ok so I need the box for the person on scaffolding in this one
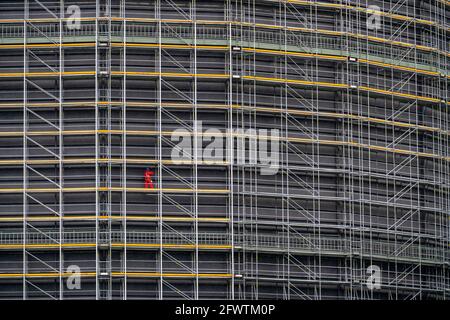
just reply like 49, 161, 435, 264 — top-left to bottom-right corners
144, 167, 155, 189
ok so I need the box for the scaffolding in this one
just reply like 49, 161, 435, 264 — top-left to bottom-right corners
0, 0, 448, 299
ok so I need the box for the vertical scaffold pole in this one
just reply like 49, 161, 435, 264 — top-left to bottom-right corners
192, 0, 200, 300
95, 0, 100, 300
22, 0, 29, 301
226, 0, 235, 300
157, 0, 164, 300
122, 0, 128, 300
59, 0, 64, 300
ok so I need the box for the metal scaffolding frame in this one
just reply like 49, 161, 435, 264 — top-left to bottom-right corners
0, 0, 448, 300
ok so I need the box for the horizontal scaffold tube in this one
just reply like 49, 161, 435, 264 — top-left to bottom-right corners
0, 215, 230, 223
0, 161, 448, 197
0, 187, 230, 194
0, 130, 448, 162
0, 102, 448, 136
0, 72, 446, 106
0, 43, 447, 79
0, 242, 444, 266
0, 243, 232, 250
0, 158, 228, 166
0, 272, 232, 279
0, 18, 448, 58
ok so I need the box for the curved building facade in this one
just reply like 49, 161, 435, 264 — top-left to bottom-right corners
0, 0, 448, 299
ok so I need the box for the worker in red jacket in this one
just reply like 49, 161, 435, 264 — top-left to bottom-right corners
144, 168, 155, 189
